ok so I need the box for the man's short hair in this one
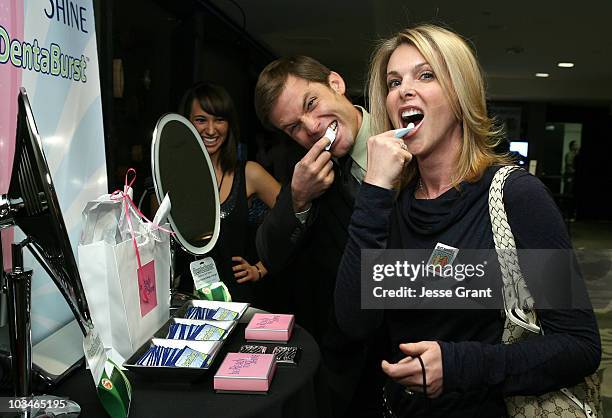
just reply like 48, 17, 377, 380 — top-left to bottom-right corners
254, 56, 331, 130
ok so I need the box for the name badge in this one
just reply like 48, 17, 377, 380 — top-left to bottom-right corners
427, 242, 459, 268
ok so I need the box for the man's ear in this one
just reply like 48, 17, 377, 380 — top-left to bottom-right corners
328, 71, 346, 95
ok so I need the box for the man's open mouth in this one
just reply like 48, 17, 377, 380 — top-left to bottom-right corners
324, 120, 338, 151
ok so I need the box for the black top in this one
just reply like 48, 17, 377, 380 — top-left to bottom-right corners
334, 166, 601, 417
175, 161, 258, 302
211, 161, 258, 302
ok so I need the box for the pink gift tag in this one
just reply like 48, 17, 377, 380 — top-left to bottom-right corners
138, 260, 157, 316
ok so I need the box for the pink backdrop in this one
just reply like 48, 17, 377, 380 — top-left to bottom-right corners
0, 0, 24, 270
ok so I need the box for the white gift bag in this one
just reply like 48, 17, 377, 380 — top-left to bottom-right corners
78, 184, 171, 365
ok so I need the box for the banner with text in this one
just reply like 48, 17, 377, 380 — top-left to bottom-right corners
0, 0, 107, 342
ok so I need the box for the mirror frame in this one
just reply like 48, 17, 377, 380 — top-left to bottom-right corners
151, 113, 220, 255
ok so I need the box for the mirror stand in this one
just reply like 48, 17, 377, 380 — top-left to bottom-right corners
0, 237, 81, 417
4, 240, 33, 399
168, 238, 201, 312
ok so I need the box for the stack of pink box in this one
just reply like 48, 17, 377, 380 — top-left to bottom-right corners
244, 313, 295, 342
213, 353, 277, 393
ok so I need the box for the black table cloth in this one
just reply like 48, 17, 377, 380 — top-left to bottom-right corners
53, 323, 320, 418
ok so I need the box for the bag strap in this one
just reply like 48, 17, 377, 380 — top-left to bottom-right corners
488, 165, 539, 333
488, 166, 596, 418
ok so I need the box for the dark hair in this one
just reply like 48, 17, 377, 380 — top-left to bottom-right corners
254, 56, 331, 130
180, 82, 239, 174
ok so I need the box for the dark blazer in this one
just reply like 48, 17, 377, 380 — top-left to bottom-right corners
256, 156, 370, 417
256, 155, 358, 334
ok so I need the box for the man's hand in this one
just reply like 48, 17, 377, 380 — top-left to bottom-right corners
291, 137, 335, 211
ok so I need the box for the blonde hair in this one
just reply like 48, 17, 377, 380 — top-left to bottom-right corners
367, 24, 509, 186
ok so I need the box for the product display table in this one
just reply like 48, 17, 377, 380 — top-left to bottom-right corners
53, 310, 320, 418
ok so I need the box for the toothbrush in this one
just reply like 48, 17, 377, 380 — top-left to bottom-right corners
393, 122, 416, 138
324, 120, 338, 151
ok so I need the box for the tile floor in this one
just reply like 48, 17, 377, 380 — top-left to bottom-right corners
571, 221, 612, 416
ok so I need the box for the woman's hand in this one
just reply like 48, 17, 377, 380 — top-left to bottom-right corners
363, 131, 412, 190
381, 341, 444, 398
232, 257, 265, 284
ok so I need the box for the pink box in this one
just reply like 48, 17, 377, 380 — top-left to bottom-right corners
245, 313, 295, 342
213, 353, 276, 393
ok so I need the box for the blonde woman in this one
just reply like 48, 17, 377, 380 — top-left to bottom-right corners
334, 24, 600, 417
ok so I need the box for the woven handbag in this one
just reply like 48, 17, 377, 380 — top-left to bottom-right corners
488, 165, 601, 418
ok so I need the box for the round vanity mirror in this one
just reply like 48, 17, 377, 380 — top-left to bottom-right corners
151, 113, 220, 255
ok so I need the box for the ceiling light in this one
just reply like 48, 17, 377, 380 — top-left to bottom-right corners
557, 62, 574, 68
535, 73, 549, 78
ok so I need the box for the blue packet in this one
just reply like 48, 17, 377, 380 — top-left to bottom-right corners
161, 347, 174, 365
137, 345, 191, 367
153, 346, 163, 366
212, 307, 238, 320
167, 323, 225, 340
136, 346, 156, 366
185, 307, 216, 320
139, 345, 161, 366
168, 323, 190, 339
173, 347, 210, 368
190, 324, 225, 341
167, 347, 186, 366
185, 306, 203, 320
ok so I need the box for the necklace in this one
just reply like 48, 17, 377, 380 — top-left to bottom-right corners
417, 178, 430, 199
418, 178, 452, 199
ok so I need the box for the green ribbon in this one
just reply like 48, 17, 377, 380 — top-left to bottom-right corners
96, 359, 132, 418
195, 281, 232, 302
84, 327, 132, 417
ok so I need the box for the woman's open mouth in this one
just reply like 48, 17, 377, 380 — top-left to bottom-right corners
400, 108, 424, 137
400, 107, 425, 129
